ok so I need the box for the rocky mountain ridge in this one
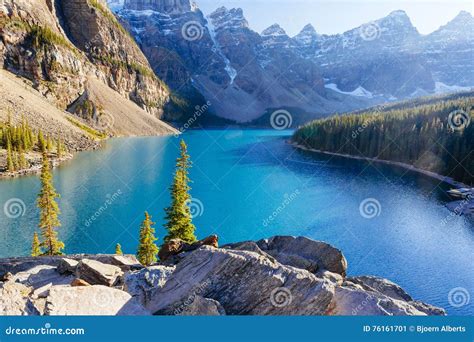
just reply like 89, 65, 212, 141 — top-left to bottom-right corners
0, 236, 446, 316
0, 0, 175, 138
109, 0, 473, 125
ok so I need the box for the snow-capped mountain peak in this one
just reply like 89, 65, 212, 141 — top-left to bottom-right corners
208, 6, 249, 31
261, 24, 288, 37
294, 24, 319, 45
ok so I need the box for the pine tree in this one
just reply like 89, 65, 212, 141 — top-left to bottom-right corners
115, 243, 123, 255
37, 131, 46, 153
46, 137, 53, 152
37, 152, 64, 255
6, 139, 14, 172
56, 138, 63, 158
137, 212, 159, 266
18, 146, 27, 169
31, 232, 41, 257
163, 140, 197, 243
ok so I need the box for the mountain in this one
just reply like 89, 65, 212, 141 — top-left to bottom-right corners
297, 9, 474, 99
111, 1, 379, 125
109, 2, 473, 125
0, 0, 175, 138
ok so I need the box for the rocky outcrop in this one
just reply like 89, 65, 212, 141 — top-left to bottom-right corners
0, 236, 446, 316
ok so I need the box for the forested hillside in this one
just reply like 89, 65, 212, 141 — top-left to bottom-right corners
292, 92, 474, 185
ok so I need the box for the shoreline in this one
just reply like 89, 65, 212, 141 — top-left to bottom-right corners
289, 141, 469, 190
0, 153, 77, 180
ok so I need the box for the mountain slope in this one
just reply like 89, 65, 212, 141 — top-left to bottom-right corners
111, 2, 378, 125
295, 10, 474, 98
0, 0, 174, 135
109, 2, 473, 125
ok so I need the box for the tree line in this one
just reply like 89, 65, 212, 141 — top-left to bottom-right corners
31, 139, 197, 267
293, 93, 474, 185
1, 116, 66, 173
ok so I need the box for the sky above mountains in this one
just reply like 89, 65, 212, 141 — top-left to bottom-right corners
197, 0, 473, 36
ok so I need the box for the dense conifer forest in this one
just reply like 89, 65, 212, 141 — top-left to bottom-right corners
293, 92, 474, 185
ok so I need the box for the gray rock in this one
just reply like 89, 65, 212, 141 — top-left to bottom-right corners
327, 284, 423, 316
75, 259, 123, 286
328, 281, 446, 316
0, 282, 39, 315
256, 236, 348, 276
11, 265, 74, 290
57, 258, 79, 275
44, 285, 150, 316
175, 296, 226, 316
124, 266, 175, 305
147, 246, 336, 315
222, 241, 275, 261
107, 255, 143, 271
347, 276, 413, 301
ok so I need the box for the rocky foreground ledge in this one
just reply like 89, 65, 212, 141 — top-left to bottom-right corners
0, 236, 445, 316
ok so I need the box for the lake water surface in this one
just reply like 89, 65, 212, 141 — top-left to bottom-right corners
0, 129, 472, 315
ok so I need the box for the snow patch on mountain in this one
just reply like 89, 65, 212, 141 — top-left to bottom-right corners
325, 83, 374, 98
434, 82, 472, 94
206, 15, 237, 84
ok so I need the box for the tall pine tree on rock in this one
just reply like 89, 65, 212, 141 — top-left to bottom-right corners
137, 212, 159, 266
164, 140, 197, 243
37, 152, 64, 255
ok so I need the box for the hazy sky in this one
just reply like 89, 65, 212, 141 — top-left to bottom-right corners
197, 0, 473, 36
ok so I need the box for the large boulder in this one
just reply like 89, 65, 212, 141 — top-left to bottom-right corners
75, 259, 123, 286
327, 281, 445, 316
256, 236, 348, 276
44, 285, 149, 316
147, 246, 336, 315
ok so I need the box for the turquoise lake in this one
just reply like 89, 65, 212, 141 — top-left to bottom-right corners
0, 129, 473, 315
